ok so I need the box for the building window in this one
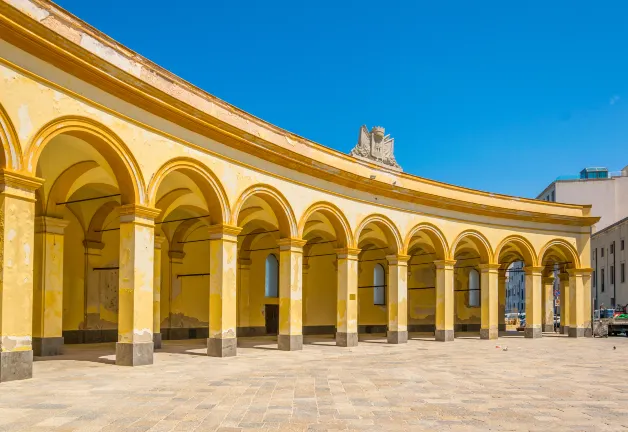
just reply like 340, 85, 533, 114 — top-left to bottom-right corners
611, 266, 615, 285
265, 254, 279, 298
468, 269, 480, 307
622, 240, 625, 251
601, 248, 605, 257
593, 270, 596, 287
551, 190, 555, 202
601, 268, 605, 292
611, 243, 615, 254
373, 263, 386, 305
621, 263, 625, 283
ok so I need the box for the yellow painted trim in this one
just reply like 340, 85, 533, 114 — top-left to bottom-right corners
449, 229, 495, 263
355, 213, 403, 253
231, 184, 298, 238
494, 235, 539, 267
403, 222, 449, 258
0, 101, 22, 170
298, 201, 354, 248
537, 238, 581, 269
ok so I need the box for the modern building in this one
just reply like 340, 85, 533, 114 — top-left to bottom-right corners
506, 262, 525, 314
592, 218, 628, 309
0, 0, 596, 383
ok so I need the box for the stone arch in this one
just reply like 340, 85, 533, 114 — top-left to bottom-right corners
450, 229, 494, 263
147, 157, 229, 225
0, 102, 23, 170
403, 222, 448, 259
298, 201, 353, 249
232, 184, 298, 238
494, 235, 538, 267
538, 238, 581, 269
25, 116, 145, 205
38, 161, 100, 217
354, 214, 402, 254
86, 200, 120, 244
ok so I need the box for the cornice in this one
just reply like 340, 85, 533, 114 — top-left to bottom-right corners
0, 1, 598, 227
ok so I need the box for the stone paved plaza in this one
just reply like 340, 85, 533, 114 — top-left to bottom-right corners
0, 334, 626, 432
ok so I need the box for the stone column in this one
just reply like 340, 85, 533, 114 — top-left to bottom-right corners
568, 268, 593, 338
302, 263, 310, 330
0, 171, 42, 382
498, 270, 507, 331
32, 216, 69, 356
277, 238, 307, 351
434, 260, 456, 341
542, 276, 555, 333
386, 254, 410, 344
559, 272, 570, 335
83, 240, 105, 330
479, 263, 500, 340
153, 235, 165, 349
116, 205, 160, 366
336, 248, 360, 347
237, 258, 251, 333
524, 267, 543, 338
207, 224, 241, 357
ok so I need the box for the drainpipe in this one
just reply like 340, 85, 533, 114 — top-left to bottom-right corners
613, 241, 617, 308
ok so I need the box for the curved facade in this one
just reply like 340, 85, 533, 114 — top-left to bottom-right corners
0, 0, 594, 382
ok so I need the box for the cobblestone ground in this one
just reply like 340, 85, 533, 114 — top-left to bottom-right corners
0, 333, 627, 432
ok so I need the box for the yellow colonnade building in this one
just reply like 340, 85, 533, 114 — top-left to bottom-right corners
0, 0, 596, 382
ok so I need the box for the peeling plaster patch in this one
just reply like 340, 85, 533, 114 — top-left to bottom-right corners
80, 34, 142, 77
6, 0, 49, 21
17, 104, 33, 142
7, 229, 16, 242
0, 335, 32, 351
23, 243, 31, 265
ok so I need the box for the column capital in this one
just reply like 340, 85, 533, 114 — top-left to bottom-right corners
277, 238, 307, 251
238, 258, 252, 268
207, 224, 242, 241
168, 250, 186, 263
154, 234, 166, 249
542, 276, 555, 285
386, 254, 410, 265
478, 263, 501, 272
434, 259, 456, 269
302, 264, 311, 273
567, 268, 593, 277
0, 169, 44, 193
119, 204, 161, 224
559, 272, 570, 282
335, 247, 361, 259
524, 266, 544, 275
35, 216, 69, 234
82, 239, 105, 254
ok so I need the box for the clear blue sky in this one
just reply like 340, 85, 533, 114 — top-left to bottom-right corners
55, 0, 628, 198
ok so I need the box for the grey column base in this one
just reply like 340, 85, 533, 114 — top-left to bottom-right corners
278, 334, 302, 351
153, 333, 162, 350
115, 342, 153, 366
387, 330, 408, 344
336, 332, 358, 347
32, 337, 64, 356
207, 338, 237, 357
524, 326, 542, 339
542, 324, 554, 333
584, 327, 593, 337
568, 327, 586, 338
498, 323, 506, 331
0, 351, 33, 382
480, 328, 498, 340
435, 329, 454, 342
561, 325, 570, 335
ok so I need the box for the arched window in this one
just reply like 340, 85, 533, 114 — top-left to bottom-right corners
468, 268, 480, 307
265, 254, 279, 298
373, 263, 386, 305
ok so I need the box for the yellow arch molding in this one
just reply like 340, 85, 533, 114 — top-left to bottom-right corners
494, 234, 538, 267
232, 184, 298, 239
538, 238, 581, 269
0, 102, 22, 170
298, 201, 354, 249
354, 213, 403, 254
25, 116, 145, 205
450, 229, 495, 263
403, 222, 449, 259
147, 157, 230, 225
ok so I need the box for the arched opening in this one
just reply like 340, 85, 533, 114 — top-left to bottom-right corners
30, 121, 141, 359
373, 263, 386, 305
468, 269, 480, 307
265, 254, 279, 298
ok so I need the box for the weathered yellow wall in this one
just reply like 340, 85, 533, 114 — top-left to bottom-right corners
62, 211, 85, 331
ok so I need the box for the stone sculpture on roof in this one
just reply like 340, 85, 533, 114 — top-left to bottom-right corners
349, 125, 402, 171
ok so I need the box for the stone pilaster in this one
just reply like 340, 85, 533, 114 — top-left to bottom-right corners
0, 171, 43, 382
116, 205, 160, 366
434, 260, 456, 342
153, 235, 165, 349
542, 276, 555, 333
32, 216, 69, 356
277, 238, 307, 351
237, 258, 251, 330
498, 270, 507, 331
386, 254, 410, 344
559, 272, 570, 335
568, 268, 593, 338
207, 224, 241, 357
479, 263, 500, 340
524, 267, 543, 339
336, 248, 360, 347
83, 240, 105, 329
